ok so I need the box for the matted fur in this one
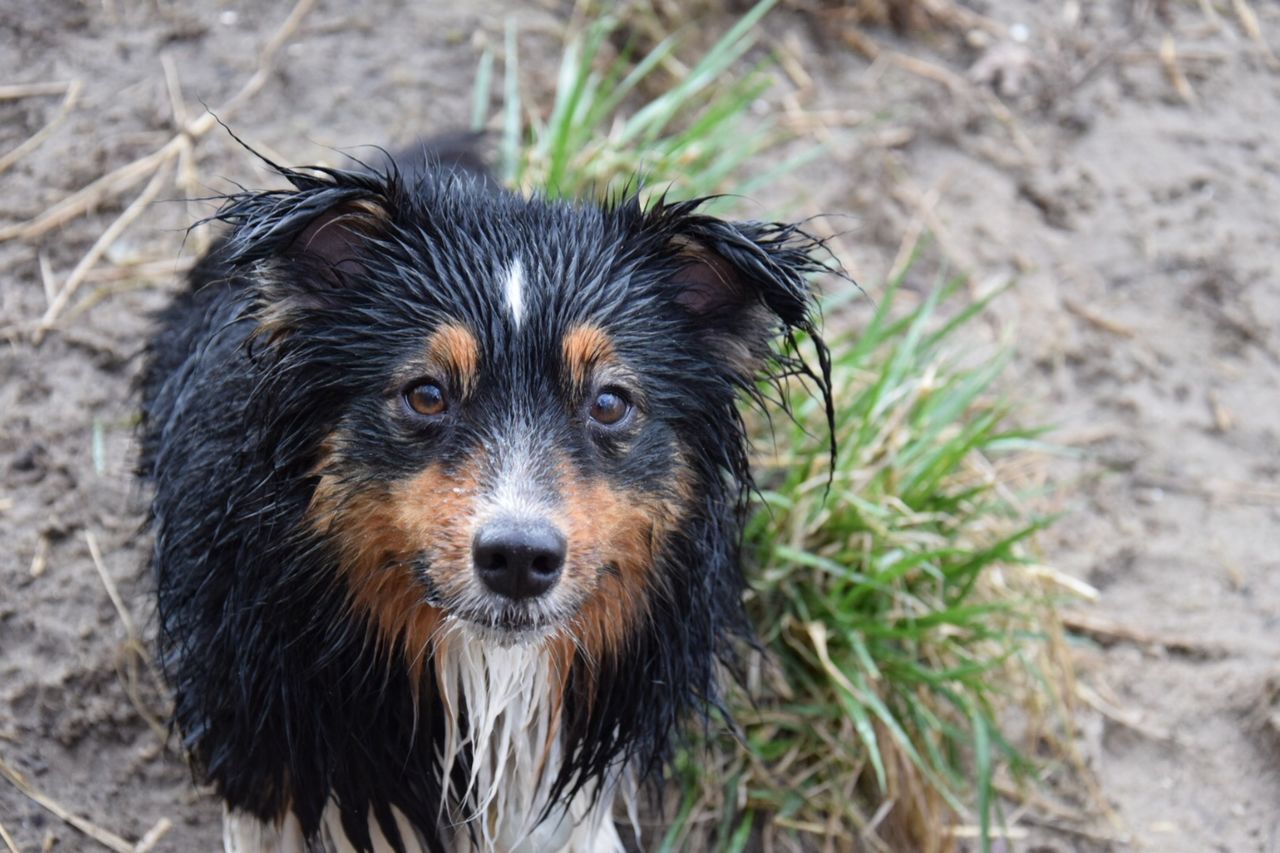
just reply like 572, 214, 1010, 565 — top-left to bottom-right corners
139, 138, 835, 852
223, 623, 629, 852
433, 624, 621, 851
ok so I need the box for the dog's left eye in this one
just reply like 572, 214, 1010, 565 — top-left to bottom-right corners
588, 389, 632, 427
403, 380, 448, 418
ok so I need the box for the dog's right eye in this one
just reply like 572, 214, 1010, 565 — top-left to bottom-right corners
588, 388, 633, 427
403, 380, 448, 418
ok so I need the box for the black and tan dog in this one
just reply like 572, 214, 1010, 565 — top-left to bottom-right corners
139, 141, 833, 852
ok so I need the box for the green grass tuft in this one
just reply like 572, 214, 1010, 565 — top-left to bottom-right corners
475, 0, 817, 209
676, 273, 1064, 851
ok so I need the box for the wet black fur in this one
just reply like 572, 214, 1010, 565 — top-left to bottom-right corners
139, 142, 834, 851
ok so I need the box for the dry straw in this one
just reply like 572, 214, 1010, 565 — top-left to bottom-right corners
0, 0, 317, 342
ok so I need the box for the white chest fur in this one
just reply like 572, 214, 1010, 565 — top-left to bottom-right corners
223, 628, 627, 852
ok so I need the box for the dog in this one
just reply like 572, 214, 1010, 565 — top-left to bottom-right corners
138, 138, 834, 852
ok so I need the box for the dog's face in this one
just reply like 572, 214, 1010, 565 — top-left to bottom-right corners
305, 248, 700, 654
220, 164, 829, 661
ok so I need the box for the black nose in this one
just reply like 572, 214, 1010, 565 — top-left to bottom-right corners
472, 519, 566, 601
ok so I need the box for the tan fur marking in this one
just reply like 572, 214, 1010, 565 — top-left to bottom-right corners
561, 324, 615, 392
425, 323, 481, 396
251, 274, 305, 347
344, 198, 390, 223
554, 462, 692, 665
308, 456, 481, 671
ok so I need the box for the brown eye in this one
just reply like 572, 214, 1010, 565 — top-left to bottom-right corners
404, 380, 448, 417
589, 389, 631, 426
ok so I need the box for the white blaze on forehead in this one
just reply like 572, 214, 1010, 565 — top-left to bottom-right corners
504, 257, 525, 328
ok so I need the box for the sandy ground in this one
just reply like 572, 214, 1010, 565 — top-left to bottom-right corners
1, 0, 1277, 850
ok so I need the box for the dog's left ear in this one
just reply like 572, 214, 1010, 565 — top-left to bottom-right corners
214, 166, 393, 278
668, 216, 828, 379
208, 164, 396, 343
668, 214, 839, 470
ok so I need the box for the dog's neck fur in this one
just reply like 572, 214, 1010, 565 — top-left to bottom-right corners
434, 624, 604, 851
223, 626, 628, 852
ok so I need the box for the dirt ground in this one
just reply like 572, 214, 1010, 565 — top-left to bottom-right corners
1, 0, 1277, 850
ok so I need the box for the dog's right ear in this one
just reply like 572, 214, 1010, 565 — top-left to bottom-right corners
210, 165, 395, 342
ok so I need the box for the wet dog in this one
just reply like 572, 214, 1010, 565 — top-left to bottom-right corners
139, 140, 833, 851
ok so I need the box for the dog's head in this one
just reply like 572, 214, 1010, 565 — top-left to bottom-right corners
212, 156, 833, 663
